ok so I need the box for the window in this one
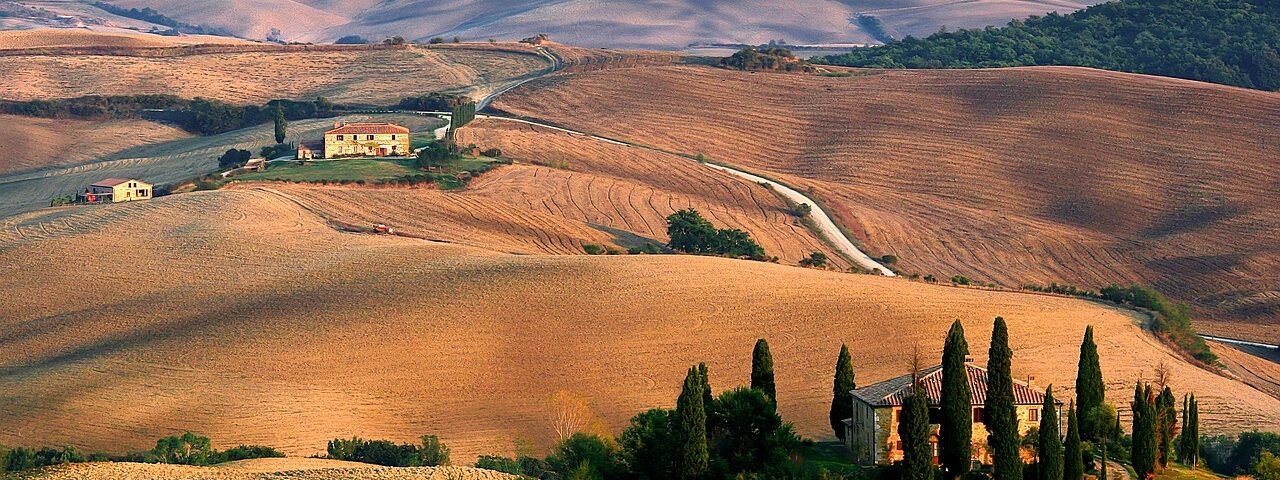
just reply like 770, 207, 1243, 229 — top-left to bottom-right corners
1029, 408, 1039, 422
367, 134, 375, 140
391, 135, 397, 140
895, 409, 902, 423
895, 441, 903, 450
973, 407, 985, 423
337, 135, 344, 141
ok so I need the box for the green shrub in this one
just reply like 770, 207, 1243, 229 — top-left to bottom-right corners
476, 455, 523, 474
951, 275, 971, 286
583, 244, 605, 255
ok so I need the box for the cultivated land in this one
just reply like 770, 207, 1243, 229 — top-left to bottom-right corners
1, 190, 1277, 463
2, 458, 516, 480
493, 65, 1280, 344
0, 28, 256, 50
0, 114, 443, 219
0, 45, 549, 104
68, 0, 1098, 48
0, 114, 191, 175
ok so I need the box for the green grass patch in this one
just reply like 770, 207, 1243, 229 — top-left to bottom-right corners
237, 159, 420, 183
797, 441, 862, 475
1156, 464, 1228, 480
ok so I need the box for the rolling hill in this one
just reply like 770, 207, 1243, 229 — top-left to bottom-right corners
491, 64, 1280, 344
17, 0, 1100, 48
5, 458, 517, 480
1, 189, 1277, 463
0, 114, 190, 176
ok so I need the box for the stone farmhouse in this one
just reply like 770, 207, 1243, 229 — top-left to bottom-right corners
78, 178, 152, 204
299, 122, 412, 159
844, 358, 1062, 466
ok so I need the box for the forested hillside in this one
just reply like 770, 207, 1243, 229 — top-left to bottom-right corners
814, 0, 1280, 91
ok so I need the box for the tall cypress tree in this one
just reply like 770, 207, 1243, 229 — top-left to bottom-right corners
273, 103, 287, 144
698, 363, 715, 431
1038, 387, 1063, 480
1182, 394, 1192, 471
1075, 326, 1105, 441
940, 319, 972, 480
986, 317, 1022, 480
831, 344, 856, 440
751, 338, 776, 409
1064, 404, 1084, 480
1132, 382, 1157, 480
1156, 387, 1176, 468
1177, 394, 1189, 464
675, 366, 709, 478
899, 384, 934, 480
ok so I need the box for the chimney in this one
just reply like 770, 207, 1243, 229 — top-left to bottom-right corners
1026, 374, 1037, 389
334, 121, 342, 129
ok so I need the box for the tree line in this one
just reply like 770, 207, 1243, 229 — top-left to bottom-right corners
665, 208, 768, 261
813, 0, 1280, 91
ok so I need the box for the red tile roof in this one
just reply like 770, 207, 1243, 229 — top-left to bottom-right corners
852, 363, 1058, 407
326, 123, 410, 135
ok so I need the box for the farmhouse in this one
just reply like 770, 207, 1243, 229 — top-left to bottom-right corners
844, 359, 1061, 466
79, 178, 152, 204
320, 122, 411, 158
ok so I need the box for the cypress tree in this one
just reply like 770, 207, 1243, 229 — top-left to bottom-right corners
1075, 326, 1105, 441
1064, 404, 1084, 480
1132, 382, 1157, 480
986, 317, 1022, 480
273, 103, 287, 144
1177, 394, 1189, 464
1182, 394, 1192, 471
940, 319, 972, 480
830, 344, 856, 440
899, 384, 934, 480
1038, 387, 1063, 480
751, 338, 776, 409
675, 366, 709, 478
698, 363, 715, 431
1156, 387, 1176, 468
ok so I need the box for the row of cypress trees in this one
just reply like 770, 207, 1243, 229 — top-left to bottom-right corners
884, 319, 1110, 480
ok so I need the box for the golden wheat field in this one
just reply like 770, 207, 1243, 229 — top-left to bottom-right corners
0, 458, 515, 480
0, 114, 191, 175
1, 189, 1276, 463
0, 45, 548, 104
493, 65, 1280, 344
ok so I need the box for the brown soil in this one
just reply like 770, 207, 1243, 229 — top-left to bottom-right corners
1, 189, 1275, 462
493, 64, 1280, 344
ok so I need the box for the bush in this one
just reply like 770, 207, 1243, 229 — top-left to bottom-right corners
429, 37, 445, 44
547, 433, 625, 480
335, 35, 369, 44
153, 432, 213, 465
215, 445, 284, 463
880, 254, 898, 265
799, 252, 829, 268
951, 275, 971, 286
326, 436, 450, 467
419, 435, 450, 466
476, 455, 522, 474
480, 147, 503, 158
583, 244, 605, 255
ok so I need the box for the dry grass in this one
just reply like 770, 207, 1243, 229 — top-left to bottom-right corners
2, 458, 516, 480
0, 45, 548, 104
1, 189, 1276, 463
493, 64, 1280, 344
0, 28, 256, 50
0, 115, 191, 176
1209, 342, 1280, 400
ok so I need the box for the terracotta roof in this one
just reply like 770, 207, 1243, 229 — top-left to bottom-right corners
91, 178, 133, 187
851, 363, 1059, 407
326, 123, 410, 135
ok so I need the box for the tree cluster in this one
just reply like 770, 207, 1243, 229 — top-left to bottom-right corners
814, 0, 1280, 92
1099, 285, 1216, 364
720, 47, 814, 73
91, 2, 230, 36
665, 208, 767, 260
325, 435, 451, 467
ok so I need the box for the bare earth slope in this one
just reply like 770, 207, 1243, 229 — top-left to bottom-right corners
0, 45, 548, 104
0, 28, 256, 50
94, 0, 1096, 48
493, 65, 1280, 344
1, 190, 1276, 462
0, 115, 191, 176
